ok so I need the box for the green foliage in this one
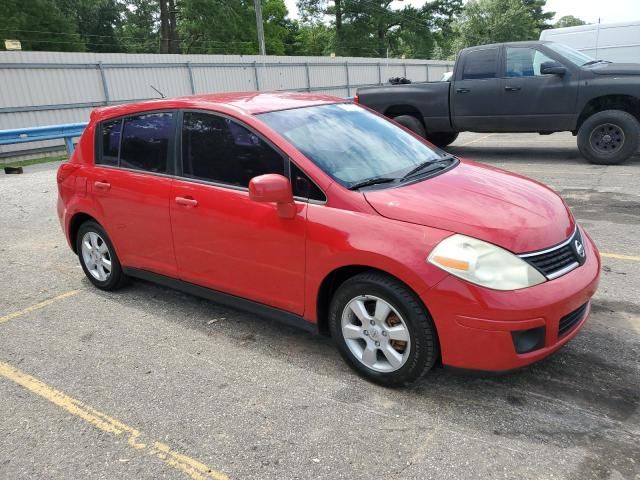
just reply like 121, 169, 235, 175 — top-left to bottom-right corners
2, 0, 560, 60
554, 15, 587, 28
453, 0, 554, 50
0, 0, 84, 51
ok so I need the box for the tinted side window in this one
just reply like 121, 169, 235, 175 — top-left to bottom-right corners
120, 112, 173, 173
462, 48, 498, 80
182, 112, 285, 187
291, 162, 326, 202
99, 119, 122, 166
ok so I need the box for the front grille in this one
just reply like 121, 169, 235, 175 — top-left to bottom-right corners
558, 302, 588, 337
519, 228, 585, 280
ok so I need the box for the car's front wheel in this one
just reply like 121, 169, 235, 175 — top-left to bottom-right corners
76, 220, 127, 290
328, 272, 439, 387
577, 110, 640, 165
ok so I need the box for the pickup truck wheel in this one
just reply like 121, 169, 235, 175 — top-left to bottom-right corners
392, 115, 426, 137
328, 271, 439, 387
426, 132, 459, 148
578, 110, 640, 165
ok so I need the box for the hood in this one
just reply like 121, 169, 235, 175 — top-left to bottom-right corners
589, 63, 640, 75
363, 160, 575, 253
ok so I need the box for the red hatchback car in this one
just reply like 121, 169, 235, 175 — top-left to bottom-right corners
57, 92, 600, 386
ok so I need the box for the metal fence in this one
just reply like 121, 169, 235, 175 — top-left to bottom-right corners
0, 51, 454, 159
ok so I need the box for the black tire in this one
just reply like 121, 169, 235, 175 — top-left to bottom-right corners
577, 110, 640, 165
392, 114, 426, 137
328, 271, 439, 387
426, 131, 459, 148
76, 220, 127, 291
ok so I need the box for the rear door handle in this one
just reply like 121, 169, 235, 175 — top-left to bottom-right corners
504, 86, 521, 91
94, 181, 111, 191
175, 196, 198, 207
456, 88, 470, 94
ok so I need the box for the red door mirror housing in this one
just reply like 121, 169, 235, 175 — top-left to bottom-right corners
249, 174, 296, 219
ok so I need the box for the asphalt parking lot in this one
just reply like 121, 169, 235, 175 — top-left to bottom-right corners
1, 132, 639, 480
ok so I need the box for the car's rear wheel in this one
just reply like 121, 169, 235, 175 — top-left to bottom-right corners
76, 221, 127, 290
577, 110, 640, 165
328, 272, 439, 387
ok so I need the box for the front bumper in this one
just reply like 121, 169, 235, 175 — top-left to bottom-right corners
421, 230, 601, 371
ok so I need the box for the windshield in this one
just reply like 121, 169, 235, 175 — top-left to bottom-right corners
546, 42, 595, 66
259, 103, 445, 187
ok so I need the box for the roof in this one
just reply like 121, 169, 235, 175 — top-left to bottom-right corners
463, 40, 552, 51
91, 91, 343, 122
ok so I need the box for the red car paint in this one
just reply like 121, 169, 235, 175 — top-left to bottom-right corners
57, 92, 600, 372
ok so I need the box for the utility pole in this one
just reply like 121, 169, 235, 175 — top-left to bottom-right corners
254, 0, 266, 56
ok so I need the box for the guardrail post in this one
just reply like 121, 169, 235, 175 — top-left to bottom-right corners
377, 62, 382, 85
186, 61, 196, 94
403, 62, 407, 78
97, 61, 110, 105
304, 62, 311, 92
345, 62, 350, 96
253, 61, 261, 91
426, 63, 430, 82
64, 136, 75, 156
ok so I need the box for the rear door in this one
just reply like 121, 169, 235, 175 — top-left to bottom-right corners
170, 111, 308, 314
88, 112, 177, 277
499, 46, 577, 131
451, 46, 504, 131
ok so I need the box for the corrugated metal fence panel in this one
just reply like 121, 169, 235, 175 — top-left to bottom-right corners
0, 51, 454, 158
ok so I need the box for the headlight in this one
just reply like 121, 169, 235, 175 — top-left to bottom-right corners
427, 234, 546, 291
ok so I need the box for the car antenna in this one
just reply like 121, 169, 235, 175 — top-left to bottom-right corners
150, 85, 166, 99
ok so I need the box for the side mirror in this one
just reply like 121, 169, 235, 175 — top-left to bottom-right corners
249, 174, 296, 219
540, 61, 567, 76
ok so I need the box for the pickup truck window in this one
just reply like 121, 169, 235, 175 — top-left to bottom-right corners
506, 47, 555, 77
462, 48, 498, 80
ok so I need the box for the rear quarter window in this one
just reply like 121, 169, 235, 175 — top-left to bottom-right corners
462, 48, 499, 80
98, 119, 122, 167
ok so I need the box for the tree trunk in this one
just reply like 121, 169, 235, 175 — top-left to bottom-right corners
335, 0, 342, 56
168, 0, 180, 53
159, 0, 170, 54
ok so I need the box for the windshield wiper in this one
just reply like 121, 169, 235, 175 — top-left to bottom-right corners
401, 156, 455, 181
582, 59, 610, 66
348, 177, 398, 190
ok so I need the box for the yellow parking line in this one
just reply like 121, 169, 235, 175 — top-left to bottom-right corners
457, 133, 496, 147
0, 290, 81, 325
601, 252, 640, 262
0, 360, 228, 480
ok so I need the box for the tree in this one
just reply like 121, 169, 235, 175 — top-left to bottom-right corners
554, 15, 587, 28
56, 0, 124, 53
117, 0, 158, 53
0, 0, 84, 51
454, 0, 554, 50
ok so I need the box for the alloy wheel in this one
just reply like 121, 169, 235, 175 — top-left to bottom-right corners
340, 295, 411, 373
81, 231, 112, 282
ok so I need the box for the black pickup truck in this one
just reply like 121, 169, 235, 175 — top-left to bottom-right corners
356, 41, 640, 164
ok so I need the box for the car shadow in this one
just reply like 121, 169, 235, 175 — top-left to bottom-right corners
90, 276, 640, 479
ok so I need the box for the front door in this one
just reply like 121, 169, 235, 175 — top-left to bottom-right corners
499, 46, 577, 131
170, 111, 307, 314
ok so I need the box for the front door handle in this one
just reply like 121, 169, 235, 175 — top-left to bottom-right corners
175, 196, 198, 207
456, 88, 470, 94
504, 86, 521, 92
94, 181, 111, 191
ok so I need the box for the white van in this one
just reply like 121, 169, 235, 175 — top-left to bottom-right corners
540, 21, 640, 63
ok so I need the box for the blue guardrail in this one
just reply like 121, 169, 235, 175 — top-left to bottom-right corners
0, 123, 88, 155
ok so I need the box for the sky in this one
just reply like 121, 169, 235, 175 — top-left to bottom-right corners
283, 0, 640, 25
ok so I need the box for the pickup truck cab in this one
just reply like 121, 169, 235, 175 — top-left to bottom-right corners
356, 41, 640, 165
